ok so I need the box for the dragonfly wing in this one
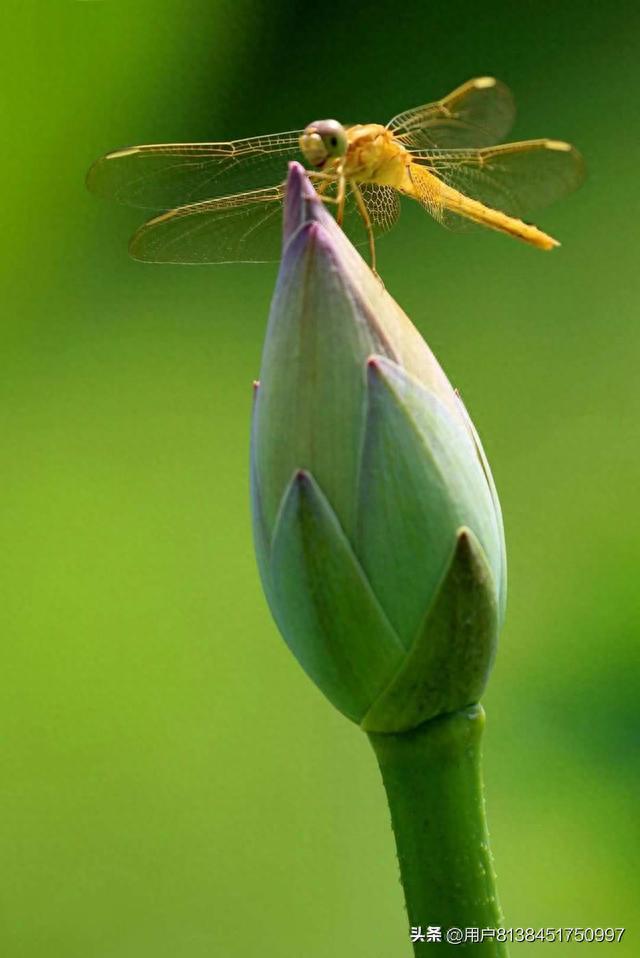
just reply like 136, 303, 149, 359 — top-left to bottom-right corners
127, 178, 400, 264
129, 186, 286, 263
317, 181, 400, 246
358, 183, 401, 233
87, 132, 303, 210
411, 139, 585, 224
387, 76, 516, 149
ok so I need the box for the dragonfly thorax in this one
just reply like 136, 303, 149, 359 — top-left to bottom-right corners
342, 124, 410, 187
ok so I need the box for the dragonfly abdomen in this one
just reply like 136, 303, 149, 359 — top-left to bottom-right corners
408, 165, 560, 251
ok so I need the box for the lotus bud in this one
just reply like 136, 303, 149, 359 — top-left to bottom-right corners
251, 162, 506, 733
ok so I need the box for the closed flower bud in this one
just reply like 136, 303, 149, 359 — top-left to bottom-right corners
251, 163, 506, 733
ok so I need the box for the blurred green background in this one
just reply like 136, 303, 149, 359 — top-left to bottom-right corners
2, 1, 639, 955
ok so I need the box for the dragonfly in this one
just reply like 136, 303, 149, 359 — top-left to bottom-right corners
87, 76, 585, 270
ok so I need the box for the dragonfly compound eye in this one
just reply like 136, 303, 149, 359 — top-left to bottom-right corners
299, 120, 347, 167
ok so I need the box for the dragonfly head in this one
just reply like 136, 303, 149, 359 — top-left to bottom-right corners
299, 120, 347, 169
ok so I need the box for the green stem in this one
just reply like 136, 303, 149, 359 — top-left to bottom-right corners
367, 704, 508, 956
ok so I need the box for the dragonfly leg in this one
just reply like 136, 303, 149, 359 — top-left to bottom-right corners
306, 171, 339, 204
309, 170, 346, 216
351, 181, 378, 275
312, 179, 331, 199
306, 170, 335, 181
335, 169, 346, 226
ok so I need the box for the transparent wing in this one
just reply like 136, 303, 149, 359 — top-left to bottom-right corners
387, 76, 516, 149
358, 183, 402, 233
86, 131, 303, 210
412, 139, 585, 224
127, 179, 399, 264
317, 180, 401, 241
129, 186, 286, 263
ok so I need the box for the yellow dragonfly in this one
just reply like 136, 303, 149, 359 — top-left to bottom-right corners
87, 76, 584, 269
